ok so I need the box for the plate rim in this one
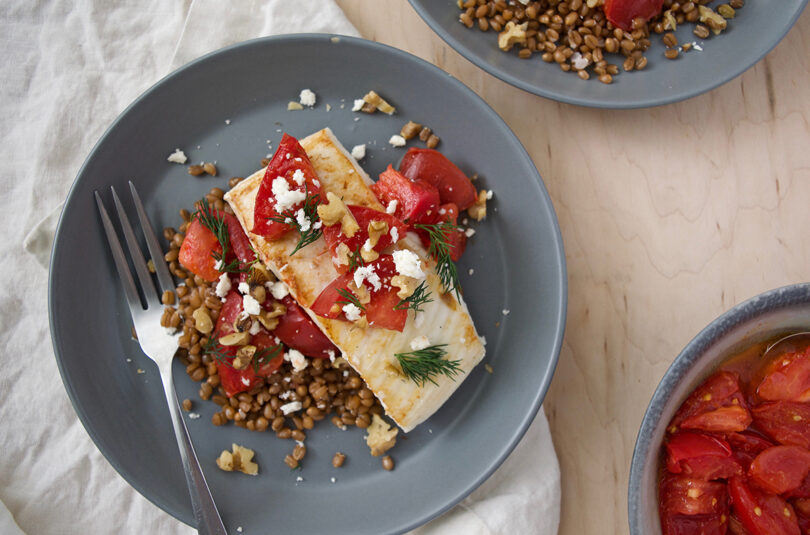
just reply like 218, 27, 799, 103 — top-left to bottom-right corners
48, 33, 568, 533
407, 0, 809, 109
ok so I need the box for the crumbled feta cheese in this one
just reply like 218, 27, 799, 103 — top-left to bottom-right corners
241, 376, 251, 386
571, 52, 589, 70
362, 238, 373, 252
225, 119, 231, 125
296, 208, 311, 232
342, 303, 362, 322
279, 390, 292, 400
326, 103, 331, 112
352, 99, 365, 111
167, 149, 187, 164
388, 135, 406, 147
410, 335, 431, 351
392, 249, 425, 279
468, 268, 475, 276
287, 349, 308, 372
330, 477, 336, 483
215, 273, 232, 299
351, 144, 366, 160
238, 282, 250, 295
486, 190, 494, 200
236, 527, 242, 533
481, 336, 487, 346
296, 476, 304, 482
281, 401, 303, 415
299, 89, 317, 107
465, 228, 476, 238
188, 412, 201, 419
502, 309, 510, 316
249, 321, 261, 335
292, 168, 305, 186
390, 226, 399, 243
327, 349, 336, 363
386, 200, 398, 214
242, 294, 261, 316
692, 42, 703, 51
272, 177, 306, 211
267, 281, 289, 300
354, 265, 382, 291
214, 259, 225, 271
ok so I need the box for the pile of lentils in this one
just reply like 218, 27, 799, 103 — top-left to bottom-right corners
159, 176, 388, 470
457, 0, 745, 84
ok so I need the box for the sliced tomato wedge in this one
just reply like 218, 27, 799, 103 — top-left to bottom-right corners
665, 431, 743, 480
310, 255, 407, 332
729, 477, 800, 535
660, 514, 729, 535
660, 475, 728, 516
416, 202, 467, 262
671, 371, 752, 433
252, 133, 322, 240
371, 165, 440, 225
273, 296, 337, 359
757, 347, 810, 402
321, 205, 408, 273
398, 148, 478, 210
728, 431, 776, 471
178, 218, 222, 282
751, 402, 810, 449
749, 446, 810, 495
604, 0, 665, 31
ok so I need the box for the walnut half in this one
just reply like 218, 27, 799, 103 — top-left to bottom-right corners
216, 444, 259, 475
498, 21, 528, 52
366, 414, 398, 456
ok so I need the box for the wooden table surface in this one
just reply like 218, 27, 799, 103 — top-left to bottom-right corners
335, 1, 810, 533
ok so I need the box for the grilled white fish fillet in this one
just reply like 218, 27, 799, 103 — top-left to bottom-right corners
224, 128, 485, 432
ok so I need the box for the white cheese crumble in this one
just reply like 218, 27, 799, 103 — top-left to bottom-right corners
392, 249, 425, 279
281, 401, 303, 415
292, 168, 305, 186
502, 309, 510, 316
279, 390, 292, 400
241, 376, 251, 386
188, 412, 201, 419
296, 208, 311, 232
299, 88, 317, 107
167, 149, 187, 164
465, 228, 476, 238
352, 99, 365, 111
286, 349, 308, 372
238, 281, 250, 295
249, 321, 261, 335
268, 281, 289, 300
327, 349, 336, 363
388, 135, 407, 147
242, 294, 261, 316
296, 476, 304, 482
386, 200, 398, 214
571, 52, 589, 70
215, 273, 232, 299
271, 177, 306, 212
390, 226, 399, 243
486, 190, 494, 200
351, 144, 366, 160
362, 238, 373, 252
468, 268, 475, 276
342, 302, 362, 322
410, 335, 431, 351
354, 265, 382, 291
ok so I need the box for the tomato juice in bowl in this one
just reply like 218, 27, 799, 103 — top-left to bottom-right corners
629, 283, 810, 535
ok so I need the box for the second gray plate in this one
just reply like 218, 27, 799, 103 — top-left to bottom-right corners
49, 35, 566, 534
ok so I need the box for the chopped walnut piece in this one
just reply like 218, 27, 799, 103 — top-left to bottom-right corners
498, 21, 528, 51
360, 248, 379, 263
698, 6, 727, 34
232, 345, 256, 370
362, 91, 396, 115
216, 444, 259, 475
317, 192, 359, 238
391, 275, 419, 300
467, 190, 488, 221
287, 101, 304, 111
347, 280, 371, 305
367, 220, 389, 249
366, 414, 398, 456
334, 242, 352, 266
219, 331, 249, 346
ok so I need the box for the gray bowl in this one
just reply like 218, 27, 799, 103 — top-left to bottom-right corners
628, 282, 810, 534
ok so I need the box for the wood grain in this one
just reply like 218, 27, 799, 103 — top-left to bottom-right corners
336, 2, 810, 532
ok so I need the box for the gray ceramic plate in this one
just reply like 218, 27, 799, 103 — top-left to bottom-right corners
408, 0, 808, 108
49, 35, 566, 534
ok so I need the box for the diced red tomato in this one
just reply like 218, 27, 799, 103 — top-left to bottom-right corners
728, 477, 800, 535
371, 165, 440, 225
398, 148, 478, 210
603, 0, 665, 31
661, 514, 729, 535
178, 218, 222, 282
749, 446, 810, 495
671, 371, 752, 433
727, 432, 776, 471
310, 255, 407, 332
213, 291, 283, 397
666, 431, 743, 480
252, 133, 322, 240
416, 202, 467, 262
321, 205, 408, 273
728, 513, 750, 535
660, 475, 728, 516
757, 348, 810, 402
792, 498, 810, 517
751, 402, 810, 450
273, 296, 337, 359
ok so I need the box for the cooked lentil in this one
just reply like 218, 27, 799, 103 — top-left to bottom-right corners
382, 455, 395, 471
332, 452, 346, 468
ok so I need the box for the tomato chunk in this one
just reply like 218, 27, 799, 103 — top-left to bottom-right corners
178, 218, 222, 282
273, 296, 337, 359
666, 431, 743, 480
398, 148, 478, 210
416, 202, 467, 262
671, 371, 752, 433
321, 205, 408, 273
727, 432, 776, 471
252, 133, 322, 240
757, 348, 810, 402
604, 0, 665, 31
751, 402, 810, 449
371, 165, 440, 225
660, 475, 728, 516
729, 477, 800, 535
661, 514, 729, 535
749, 446, 810, 495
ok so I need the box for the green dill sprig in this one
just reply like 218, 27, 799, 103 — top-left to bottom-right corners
394, 344, 461, 387
194, 199, 249, 275
268, 184, 322, 255
202, 336, 234, 369
252, 344, 283, 374
413, 222, 462, 300
394, 280, 433, 314
336, 288, 365, 311
348, 245, 364, 272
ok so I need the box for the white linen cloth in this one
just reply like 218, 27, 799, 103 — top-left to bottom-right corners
0, 1, 561, 533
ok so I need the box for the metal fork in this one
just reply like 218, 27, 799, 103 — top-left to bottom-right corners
95, 182, 227, 535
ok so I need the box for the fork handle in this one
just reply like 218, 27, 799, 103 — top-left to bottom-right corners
160, 369, 228, 535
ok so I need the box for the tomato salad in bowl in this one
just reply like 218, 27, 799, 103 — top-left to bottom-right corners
161, 130, 492, 471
